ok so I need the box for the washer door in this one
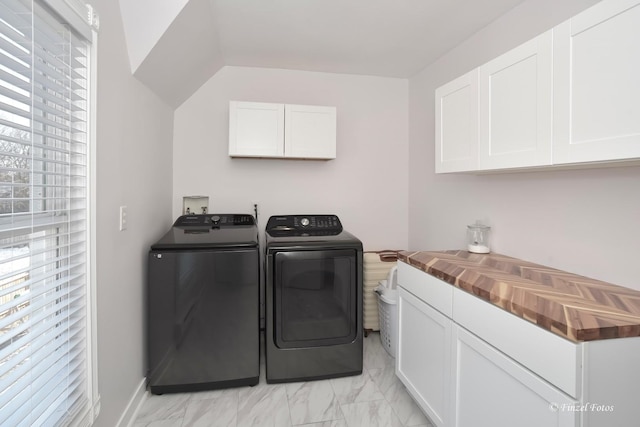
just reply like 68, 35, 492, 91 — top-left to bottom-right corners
274, 249, 358, 348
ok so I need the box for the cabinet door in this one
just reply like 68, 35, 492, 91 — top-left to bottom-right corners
396, 287, 452, 427
284, 104, 336, 159
478, 32, 553, 170
229, 101, 284, 157
435, 70, 479, 173
553, 0, 640, 164
454, 327, 578, 427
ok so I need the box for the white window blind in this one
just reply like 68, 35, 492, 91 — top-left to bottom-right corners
0, 0, 94, 425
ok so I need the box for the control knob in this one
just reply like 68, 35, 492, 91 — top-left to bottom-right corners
300, 217, 310, 227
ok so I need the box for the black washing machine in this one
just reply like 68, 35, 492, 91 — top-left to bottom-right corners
265, 214, 363, 383
147, 214, 259, 394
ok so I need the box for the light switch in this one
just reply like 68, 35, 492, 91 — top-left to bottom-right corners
119, 206, 127, 231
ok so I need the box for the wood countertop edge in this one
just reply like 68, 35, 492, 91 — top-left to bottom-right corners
397, 251, 640, 343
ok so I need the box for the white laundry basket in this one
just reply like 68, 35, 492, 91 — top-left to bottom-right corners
375, 266, 398, 358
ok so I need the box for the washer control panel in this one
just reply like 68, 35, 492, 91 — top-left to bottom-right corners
174, 214, 255, 227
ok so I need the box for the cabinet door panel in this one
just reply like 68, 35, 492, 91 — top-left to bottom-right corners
397, 287, 451, 427
435, 70, 479, 173
553, 0, 640, 164
229, 101, 284, 157
453, 288, 580, 398
454, 327, 578, 427
285, 104, 336, 159
479, 32, 553, 170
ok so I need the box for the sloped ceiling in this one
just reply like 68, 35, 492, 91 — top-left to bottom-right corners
119, 0, 526, 108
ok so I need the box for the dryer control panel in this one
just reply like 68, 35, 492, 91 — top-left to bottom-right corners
266, 215, 342, 234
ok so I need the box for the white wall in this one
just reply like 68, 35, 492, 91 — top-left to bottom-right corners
130, 0, 225, 108
408, 0, 640, 290
92, 0, 174, 425
118, 0, 188, 71
173, 66, 409, 251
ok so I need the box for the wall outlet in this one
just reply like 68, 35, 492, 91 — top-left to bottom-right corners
119, 206, 127, 231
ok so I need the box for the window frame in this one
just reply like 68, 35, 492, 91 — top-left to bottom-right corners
0, 0, 99, 425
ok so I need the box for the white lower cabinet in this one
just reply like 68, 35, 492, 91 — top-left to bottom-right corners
453, 327, 577, 427
397, 262, 577, 427
397, 262, 640, 427
397, 287, 452, 427
397, 281, 575, 427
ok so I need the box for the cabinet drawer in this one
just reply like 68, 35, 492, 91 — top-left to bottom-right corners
398, 262, 453, 318
453, 288, 581, 398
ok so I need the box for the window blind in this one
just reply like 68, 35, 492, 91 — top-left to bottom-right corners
0, 0, 92, 425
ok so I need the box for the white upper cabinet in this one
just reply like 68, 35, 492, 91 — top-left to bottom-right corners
478, 32, 553, 170
229, 101, 285, 158
553, 0, 640, 164
435, 0, 640, 173
229, 101, 336, 159
285, 104, 337, 159
435, 70, 479, 173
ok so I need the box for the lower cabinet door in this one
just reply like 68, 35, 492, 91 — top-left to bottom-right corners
454, 326, 578, 427
396, 287, 452, 427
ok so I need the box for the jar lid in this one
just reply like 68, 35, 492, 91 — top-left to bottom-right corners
467, 223, 490, 230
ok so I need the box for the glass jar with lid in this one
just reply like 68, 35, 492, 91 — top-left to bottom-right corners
467, 222, 491, 253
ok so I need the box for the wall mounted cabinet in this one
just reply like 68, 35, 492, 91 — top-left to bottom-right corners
436, 32, 553, 173
435, 0, 640, 173
229, 101, 336, 159
478, 32, 553, 170
229, 101, 285, 158
435, 70, 479, 173
553, 0, 640, 164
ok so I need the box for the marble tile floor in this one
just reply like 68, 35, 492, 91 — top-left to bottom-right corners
133, 332, 434, 427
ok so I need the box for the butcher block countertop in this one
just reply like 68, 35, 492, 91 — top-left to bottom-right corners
398, 250, 640, 343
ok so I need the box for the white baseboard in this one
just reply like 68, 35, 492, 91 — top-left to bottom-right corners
116, 378, 148, 427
